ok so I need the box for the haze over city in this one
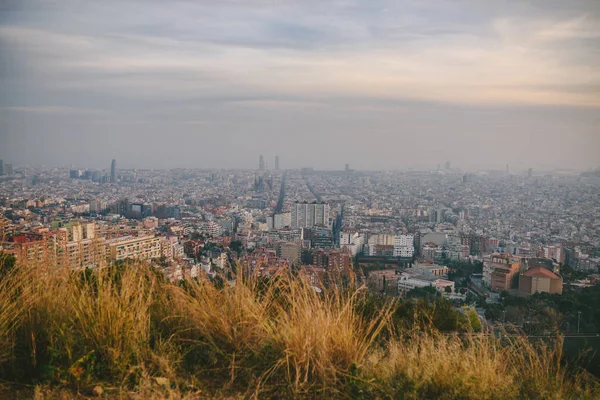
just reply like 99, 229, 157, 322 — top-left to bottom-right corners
1, 0, 599, 171
3, 2, 600, 398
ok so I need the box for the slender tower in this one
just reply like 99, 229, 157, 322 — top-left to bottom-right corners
275, 156, 280, 171
111, 159, 117, 183
259, 155, 265, 171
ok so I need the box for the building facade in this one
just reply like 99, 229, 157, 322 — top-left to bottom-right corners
291, 202, 330, 228
107, 235, 161, 261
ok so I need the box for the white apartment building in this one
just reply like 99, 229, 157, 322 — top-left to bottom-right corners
340, 231, 365, 256
393, 234, 414, 258
274, 212, 291, 229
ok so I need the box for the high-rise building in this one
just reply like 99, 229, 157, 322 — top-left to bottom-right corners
393, 235, 414, 258
111, 159, 117, 183
92, 170, 102, 182
273, 212, 291, 229
275, 156, 280, 171
5, 164, 13, 175
445, 161, 451, 170
0, 159, 4, 176
259, 155, 265, 171
291, 202, 329, 228
345, 163, 350, 172
527, 168, 533, 178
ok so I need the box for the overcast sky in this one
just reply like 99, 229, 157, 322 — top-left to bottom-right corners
1, 0, 599, 171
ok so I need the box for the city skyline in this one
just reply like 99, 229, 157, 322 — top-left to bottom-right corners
1, 1, 600, 394
2, 158, 587, 175
1, 0, 599, 170
0, 156, 596, 174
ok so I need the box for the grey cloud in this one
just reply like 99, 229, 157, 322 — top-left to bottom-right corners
1, 0, 599, 171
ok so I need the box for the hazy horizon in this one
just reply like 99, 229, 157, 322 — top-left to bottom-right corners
1, 0, 599, 171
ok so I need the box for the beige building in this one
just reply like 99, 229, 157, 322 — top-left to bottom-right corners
57, 222, 105, 269
483, 253, 521, 291
368, 233, 396, 246
107, 235, 161, 261
276, 242, 301, 266
519, 266, 563, 295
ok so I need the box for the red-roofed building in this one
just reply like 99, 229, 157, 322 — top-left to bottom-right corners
519, 266, 563, 295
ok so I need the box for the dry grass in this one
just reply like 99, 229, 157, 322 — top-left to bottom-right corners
0, 260, 598, 399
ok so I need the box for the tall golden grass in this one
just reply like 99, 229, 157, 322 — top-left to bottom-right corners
0, 260, 598, 399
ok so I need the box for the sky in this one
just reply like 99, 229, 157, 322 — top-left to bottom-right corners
0, 0, 599, 172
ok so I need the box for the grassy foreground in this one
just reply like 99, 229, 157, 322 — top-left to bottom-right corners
0, 262, 598, 399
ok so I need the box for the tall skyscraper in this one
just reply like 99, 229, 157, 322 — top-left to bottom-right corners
111, 159, 117, 183
527, 168, 533, 178
275, 156, 280, 171
291, 202, 330, 228
345, 164, 350, 172
445, 161, 451, 170
259, 154, 265, 171
0, 159, 4, 176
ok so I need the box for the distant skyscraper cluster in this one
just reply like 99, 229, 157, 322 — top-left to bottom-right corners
258, 154, 281, 171
68, 159, 117, 183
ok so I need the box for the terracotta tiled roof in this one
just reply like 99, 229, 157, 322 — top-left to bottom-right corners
523, 266, 560, 280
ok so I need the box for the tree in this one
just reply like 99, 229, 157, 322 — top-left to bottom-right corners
0, 252, 16, 281
445, 285, 452, 294
230, 240, 243, 256
560, 263, 587, 282
407, 286, 440, 300
466, 307, 482, 332
448, 270, 457, 281
484, 304, 504, 321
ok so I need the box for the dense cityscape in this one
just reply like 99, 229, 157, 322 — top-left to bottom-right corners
2, 157, 599, 316
2, 0, 600, 396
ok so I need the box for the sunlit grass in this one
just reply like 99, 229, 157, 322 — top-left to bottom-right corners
0, 260, 597, 399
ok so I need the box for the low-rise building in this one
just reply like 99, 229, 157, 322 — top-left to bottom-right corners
397, 271, 455, 297
367, 269, 400, 296
519, 266, 563, 295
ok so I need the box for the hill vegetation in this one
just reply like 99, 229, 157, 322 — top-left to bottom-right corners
0, 255, 598, 399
